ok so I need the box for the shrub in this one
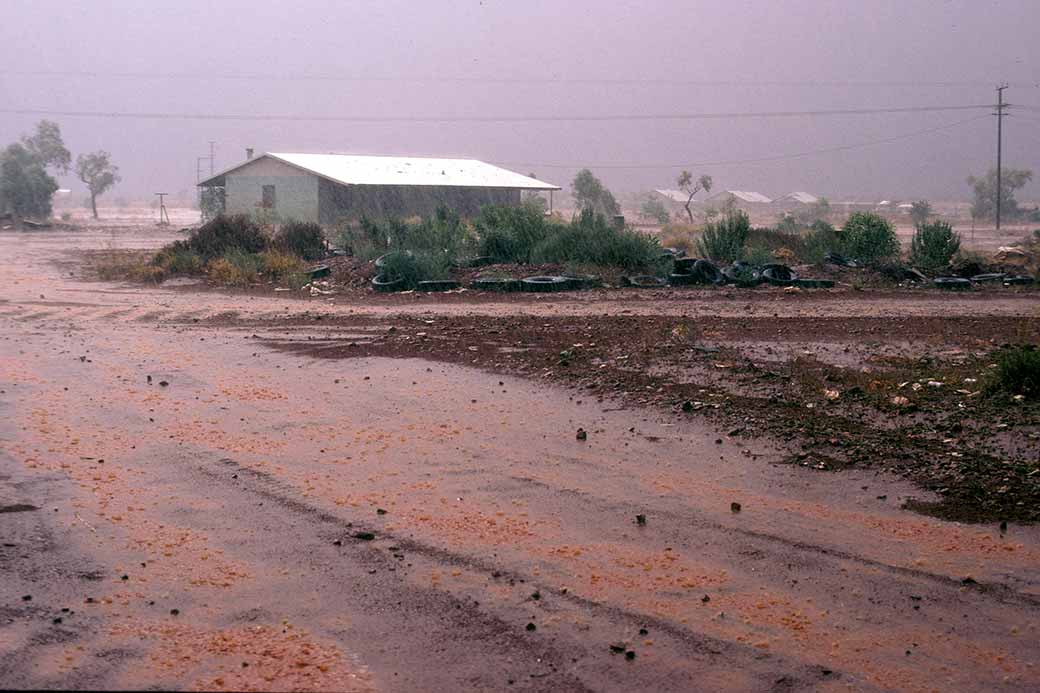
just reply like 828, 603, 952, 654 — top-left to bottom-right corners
909, 220, 960, 271
698, 211, 750, 263
986, 345, 1040, 399
800, 220, 841, 264
530, 208, 661, 270
258, 250, 307, 280
378, 249, 452, 287
152, 241, 203, 274
475, 204, 553, 263
742, 244, 774, 266
275, 221, 326, 261
658, 223, 698, 254
207, 249, 263, 286
187, 214, 268, 261
842, 212, 898, 264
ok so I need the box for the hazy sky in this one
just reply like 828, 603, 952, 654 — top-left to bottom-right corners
1, 0, 1038, 203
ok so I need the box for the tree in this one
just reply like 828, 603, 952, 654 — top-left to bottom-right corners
0, 143, 59, 218
968, 168, 1033, 221
571, 169, 619, 218
76, 151, 121, 219
641, 194, 670, 224
909, 200, 932, 226
22, 120, 71, 174
676, 170, 712, 223
793, 197, 830, 226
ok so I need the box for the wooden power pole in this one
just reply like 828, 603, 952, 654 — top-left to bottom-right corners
994, 83, 1008, 231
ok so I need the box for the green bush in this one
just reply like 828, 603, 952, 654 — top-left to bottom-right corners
986, 345, 1040, 399
475, 204, 553, 263
152, 241, 203, 274
800, 220, 841, 264
378, 249, 451, 288
842, 212, 898, 264
909, 221, 960, 271
187, 214, 268, 261
697, 211, 750, 263
742, 244, 774, 266
530, 208, 661, 270
275, 221, 326, 261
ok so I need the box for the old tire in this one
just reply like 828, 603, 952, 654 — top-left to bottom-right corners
471, 277, 521, 292
621, 275, 668, 288
668, 272, 700, 286
521, 275, 573, 292
417, 279, 461, 292
762, 264, 798, 286
564, 274, 602, 289
793, 278, 835, 289
1004, 275, 1035, 286
721, 262, 761, 287
933, 277, 972, 290
673, 257, 698, 274
372, 274, 406, 292
693, 259, 722, 285
971, 273, 1006, 284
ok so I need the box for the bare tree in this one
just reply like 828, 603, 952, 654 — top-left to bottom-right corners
677, 170, 712, 223
75, 151, 120, 219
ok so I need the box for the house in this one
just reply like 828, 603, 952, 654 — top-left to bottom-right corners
198, 151, 560, 224
705, 190, 773, 211
773, 191, 819, 206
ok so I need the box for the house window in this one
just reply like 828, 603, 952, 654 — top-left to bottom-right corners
261, 185, 276, 209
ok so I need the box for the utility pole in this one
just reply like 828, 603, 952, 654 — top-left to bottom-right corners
994, 83, 1009, 231
155, 193, 170, 226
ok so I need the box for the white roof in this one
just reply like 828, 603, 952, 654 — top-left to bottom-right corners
776, 191, 819, 204
709, 190, 773, 204
654, 189, 690, 203
201, 152, 559, 190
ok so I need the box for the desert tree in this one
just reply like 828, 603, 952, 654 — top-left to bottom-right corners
909, 200, 932, 226
0, 143, 59, 218
76, 151, 121, 219
676, 170, 712, 223
641, 194, 670, 224
571, 169, 619, 218
968, 168, 1033, 221
22, 120, 71, 174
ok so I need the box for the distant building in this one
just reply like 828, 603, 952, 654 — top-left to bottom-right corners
198, 152, 560, 224
705, 190, 773, 212
773, 191, 819, 205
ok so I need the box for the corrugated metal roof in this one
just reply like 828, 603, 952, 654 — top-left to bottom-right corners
776, 191, 819, 204
653, 189, 689, 203
201, 152, 560, 190
709, 190, 773, 204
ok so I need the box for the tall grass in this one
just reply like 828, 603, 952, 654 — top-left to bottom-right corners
698, 211, 750, 263
986, 345, 1040, 399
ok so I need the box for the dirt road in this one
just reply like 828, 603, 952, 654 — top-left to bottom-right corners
2, 227, 1039, 691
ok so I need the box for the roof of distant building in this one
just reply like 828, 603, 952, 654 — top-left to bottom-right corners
200, 152, 560, 190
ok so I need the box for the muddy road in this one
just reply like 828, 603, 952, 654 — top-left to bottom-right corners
2, 227, 1039, 691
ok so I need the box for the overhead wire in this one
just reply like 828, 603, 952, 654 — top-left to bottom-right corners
492, 114, 991, 170
0, 104, 994, 124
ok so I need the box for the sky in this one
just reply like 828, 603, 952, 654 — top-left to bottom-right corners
1, 0, 1038, 204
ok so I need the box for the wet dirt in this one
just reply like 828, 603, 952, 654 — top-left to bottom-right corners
1, 226, 1039, 691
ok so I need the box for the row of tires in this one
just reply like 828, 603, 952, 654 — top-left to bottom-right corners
371, 274, 602, 293
933, 274, 1035, 290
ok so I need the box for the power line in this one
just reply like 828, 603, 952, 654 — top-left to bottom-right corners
0, 104, 993, 124
1, 69, 1033, 89
493, 115, 989, 170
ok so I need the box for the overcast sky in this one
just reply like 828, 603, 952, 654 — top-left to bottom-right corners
1, 0, 1038, 203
